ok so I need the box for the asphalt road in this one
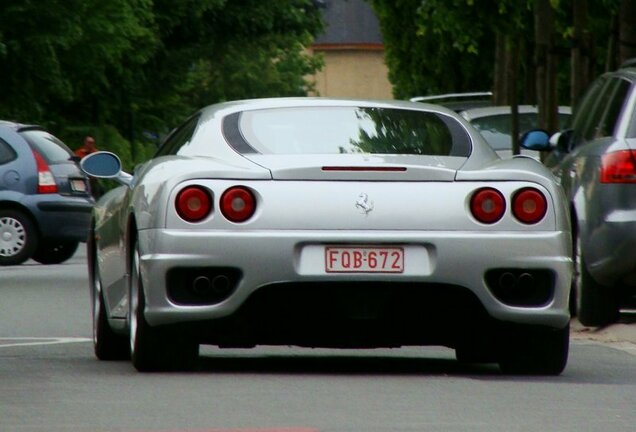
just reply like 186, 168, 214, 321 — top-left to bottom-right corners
1, 247, 636, 432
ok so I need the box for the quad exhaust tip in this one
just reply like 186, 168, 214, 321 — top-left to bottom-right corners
192, 275, 232, 296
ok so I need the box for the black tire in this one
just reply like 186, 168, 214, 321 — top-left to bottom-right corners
455, 336, 497, 364
498, 324, 570, 375
569, 223, 578, 318
31, 241, 79, 265
129, 241, 198, 372
0, 209, 38, 266
455, 346, 497, 364
574, 234, 619, 327
92, 244, 129, 361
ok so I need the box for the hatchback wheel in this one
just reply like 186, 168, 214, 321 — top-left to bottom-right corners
129, 240, 198, 372
574, 234, 619, 327
32, 241, 79, 264
0, 210, 38, 266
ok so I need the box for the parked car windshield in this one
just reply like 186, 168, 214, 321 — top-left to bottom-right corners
231, 106, 471, 157
471, 113, 571, 151
19, 129, 74, 163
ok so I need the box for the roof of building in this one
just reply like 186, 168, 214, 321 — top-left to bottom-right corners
314, 0, 383, 47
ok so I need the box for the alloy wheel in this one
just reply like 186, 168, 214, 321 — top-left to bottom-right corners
129, 244, 141, 356
0, 216, 26, 257
573, 233, 582, 314
92, 268, 102, 346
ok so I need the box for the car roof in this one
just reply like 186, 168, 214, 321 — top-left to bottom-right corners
459, 105, 572, 121
197, 96, 463, 121
0, 120, 43, 132
0, 120, 21, 130
600, 60, 636, 81
409, 92, 493, 112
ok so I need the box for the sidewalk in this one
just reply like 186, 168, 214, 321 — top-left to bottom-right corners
571, 313, 636, 345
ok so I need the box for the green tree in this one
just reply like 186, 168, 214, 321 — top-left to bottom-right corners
0, 0, 324, 165
106, 0, 324, 146
368, 0, 624, 110
369, 0, 496, 99
0, 0, 156, 125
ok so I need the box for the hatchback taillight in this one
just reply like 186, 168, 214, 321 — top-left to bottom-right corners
600, 150, 636, 183
220, 186, 256, 223
470, 188, 506, 224
512, 188, 547, 224
175, 186, 212, 222
32, 150, 57, 194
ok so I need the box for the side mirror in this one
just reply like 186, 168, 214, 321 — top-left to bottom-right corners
553, 129, 574, 152
520, 129, 550, 151
80, 151, 132, 186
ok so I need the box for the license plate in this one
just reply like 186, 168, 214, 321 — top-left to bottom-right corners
325, 246, 404, 273
70, 179, 87, 192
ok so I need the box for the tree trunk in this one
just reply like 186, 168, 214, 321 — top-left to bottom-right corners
494, 33, 507, 105
571, 0, 590, 108
507, 37, 520, 155
534, 0, 552, 131
606, 14, 619, 71
547, 43, 559, 134
619, 0, 636, 64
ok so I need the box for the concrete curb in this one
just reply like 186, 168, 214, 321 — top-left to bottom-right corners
571, 316, 636, 345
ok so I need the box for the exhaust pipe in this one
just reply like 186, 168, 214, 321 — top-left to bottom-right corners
211, 275, 231, 295
517, 273, 534, 292
192, 276, 212, 295
498, 272, 516, 290
191, 273, 233, 297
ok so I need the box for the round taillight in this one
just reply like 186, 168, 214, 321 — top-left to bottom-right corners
470, 188, 506, 224
512, 188, 547, 224
220, 186, 256, 223
176, 186, 212, 222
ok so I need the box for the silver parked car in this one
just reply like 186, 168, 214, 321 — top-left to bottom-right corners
409, 94, 572, 159
81, 97, 572, 374
522, 61, 636, 327
460, 105, 572, 159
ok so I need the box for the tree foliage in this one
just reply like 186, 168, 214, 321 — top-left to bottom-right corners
0, 0, 323, 166
369, 0, 627, 110
369, 0, 498, 99
352, 108, 452, 155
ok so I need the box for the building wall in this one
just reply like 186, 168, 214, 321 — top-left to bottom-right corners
310, 48, 393, 99
309, 0, 393, 100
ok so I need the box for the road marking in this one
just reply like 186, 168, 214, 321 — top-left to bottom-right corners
129, 429, 317, 432
0, 337, 91, 348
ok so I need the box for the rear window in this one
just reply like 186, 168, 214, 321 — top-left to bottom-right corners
19, 129, 73, 163
224, 106, 471, 157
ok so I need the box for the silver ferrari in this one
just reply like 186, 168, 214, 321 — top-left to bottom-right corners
81, 97, 572, 374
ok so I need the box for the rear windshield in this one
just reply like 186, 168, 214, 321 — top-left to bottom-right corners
19, 129, 73, 163
224, 106, 471, 157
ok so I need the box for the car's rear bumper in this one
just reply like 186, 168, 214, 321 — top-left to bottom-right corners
24, 195, 94, 242
587, 211, 636, 287
138, 228, 572, 331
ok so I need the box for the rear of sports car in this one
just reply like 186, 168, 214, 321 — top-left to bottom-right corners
133, 101, 572, 374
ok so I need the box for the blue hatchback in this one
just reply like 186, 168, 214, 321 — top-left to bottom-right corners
0, 121, 94, 265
